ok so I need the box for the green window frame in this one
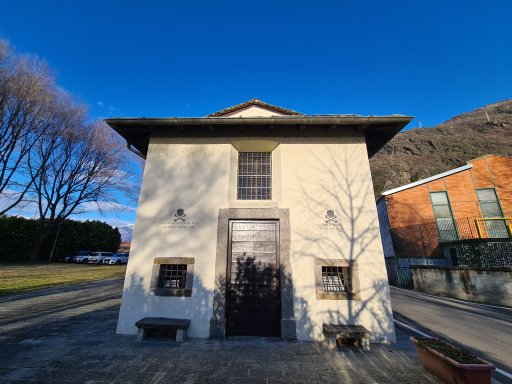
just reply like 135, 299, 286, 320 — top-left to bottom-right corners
477, 188, 508, 238
430, 191, 458, 242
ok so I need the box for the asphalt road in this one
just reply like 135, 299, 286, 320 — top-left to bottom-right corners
391, 286, 512, 383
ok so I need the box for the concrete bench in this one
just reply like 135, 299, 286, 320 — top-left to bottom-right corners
135, 317, 190, 342
322, 324, 372, 351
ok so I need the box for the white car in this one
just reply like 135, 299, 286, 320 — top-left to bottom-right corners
103, 253, 129, 265
63, 251, 91, 263
74, 254, 91, 263
86, 252, 114, 264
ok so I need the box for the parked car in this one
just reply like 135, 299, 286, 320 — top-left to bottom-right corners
86, 252, 114, 264
64, 251, 91, 263
103, 253, 129, 265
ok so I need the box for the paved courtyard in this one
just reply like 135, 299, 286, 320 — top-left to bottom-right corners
0, 277, 444, 384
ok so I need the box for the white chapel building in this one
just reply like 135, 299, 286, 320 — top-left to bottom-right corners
105, 99, 412, 342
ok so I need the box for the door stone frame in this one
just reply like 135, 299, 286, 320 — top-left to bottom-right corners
210, 207, 296, 339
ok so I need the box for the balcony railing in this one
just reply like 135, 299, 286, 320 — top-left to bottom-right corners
390, 216, 512, 268
474, 217, 512, 239
448, 216, 512, 241
391, 216, 512, 258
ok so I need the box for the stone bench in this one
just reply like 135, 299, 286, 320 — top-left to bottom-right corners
135, 317, 190, 342
322, 324, 372, 351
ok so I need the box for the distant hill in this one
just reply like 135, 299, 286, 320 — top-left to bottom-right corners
370, 99, 512, 197
117, 224, 134, 242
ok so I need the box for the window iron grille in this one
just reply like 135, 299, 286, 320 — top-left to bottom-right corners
158, 264, 187, 289
321, 266, 351, 292
237, 152, 272, 200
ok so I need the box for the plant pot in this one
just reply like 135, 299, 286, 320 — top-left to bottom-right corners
410, 337, 495, 384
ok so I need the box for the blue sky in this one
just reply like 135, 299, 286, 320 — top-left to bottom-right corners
1, 0, 511, 227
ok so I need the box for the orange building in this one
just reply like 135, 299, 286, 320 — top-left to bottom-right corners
118, 242, 131, 253
377, 155, 512, 268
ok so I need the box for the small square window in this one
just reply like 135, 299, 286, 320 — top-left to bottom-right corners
321, 266, 350, 292
150, 257, 195, 297
158, 264, 187, 289
314, 259, 360, 300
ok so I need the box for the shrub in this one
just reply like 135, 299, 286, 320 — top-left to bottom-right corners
0, 216, 121, 262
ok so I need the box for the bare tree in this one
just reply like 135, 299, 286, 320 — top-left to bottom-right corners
0, 40, 60, 214
0, 40, 138, 261
28, 115, 136, 261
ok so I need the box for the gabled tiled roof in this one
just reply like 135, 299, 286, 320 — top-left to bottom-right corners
207, 98, 304, 117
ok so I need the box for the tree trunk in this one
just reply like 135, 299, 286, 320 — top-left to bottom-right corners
30, 231, 50, 262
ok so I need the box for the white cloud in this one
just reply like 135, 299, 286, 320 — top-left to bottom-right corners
0, 190, 39, 217
1, 197, 135, 218
103, 218, 134, 228
78, 201, 136, 213
74, 216, 134, 228
97, 101, 105, 107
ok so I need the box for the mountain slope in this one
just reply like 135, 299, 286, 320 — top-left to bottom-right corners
370, 99, 512, 197
117, 224, 134, 242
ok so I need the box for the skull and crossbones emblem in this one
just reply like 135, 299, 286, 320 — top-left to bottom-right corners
325, 210, 338, 224
174, 208, 186, 222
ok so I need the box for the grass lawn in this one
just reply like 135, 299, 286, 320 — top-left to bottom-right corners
0, 263, 127, 296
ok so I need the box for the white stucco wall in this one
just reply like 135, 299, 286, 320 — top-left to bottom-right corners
117, 133, 395, 343
279, 137, 396, 343
116, 137, 232, 337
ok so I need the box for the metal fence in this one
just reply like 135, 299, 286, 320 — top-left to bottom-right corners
387, 216, 512, 287
451, 216, 512, 240
447, 240, 512, 268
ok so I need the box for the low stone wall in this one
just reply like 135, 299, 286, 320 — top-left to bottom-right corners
411, 266, 512, 307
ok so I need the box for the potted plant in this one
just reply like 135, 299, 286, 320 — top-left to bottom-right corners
410, 337, 495, 384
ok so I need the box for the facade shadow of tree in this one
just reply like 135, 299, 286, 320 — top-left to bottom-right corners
118, 138, 395, 344
211, 253, 313, 340
289, 145, 396, 343
117, 142, 228, 337
225, 254, 293, 337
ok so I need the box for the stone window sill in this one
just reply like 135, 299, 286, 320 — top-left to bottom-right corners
153, 288, 192, 297
316, 291, 361, 301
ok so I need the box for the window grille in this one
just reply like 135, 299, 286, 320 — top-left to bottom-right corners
321, 266, 351, 292
237, 152, 272, 200
158, 264, 187, 289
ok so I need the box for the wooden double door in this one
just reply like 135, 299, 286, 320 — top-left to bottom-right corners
226, 220, 281, 336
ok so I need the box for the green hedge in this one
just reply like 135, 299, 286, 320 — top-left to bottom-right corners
0, 216, 121, 262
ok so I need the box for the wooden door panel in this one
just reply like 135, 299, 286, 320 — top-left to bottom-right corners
252, 223, 277, 231
232, 231, 276, 242
231, 241, 254, 253
226, 220, 280, 337
232, 222, 255, 231
231, 232, 253, 241
252, 241, 277, 253
252, 253, 278, 263
252, 230, 277, 241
